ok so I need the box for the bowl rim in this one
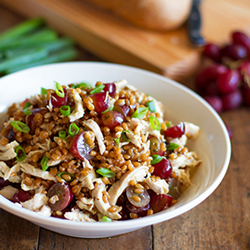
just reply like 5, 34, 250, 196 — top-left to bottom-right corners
0, 61, 231, 231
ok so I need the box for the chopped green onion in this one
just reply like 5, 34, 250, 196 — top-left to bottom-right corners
58, 130, 67, 139
90, 84, 105, 95
166, 121, 172, 128
151, 155, 163, 165
41, 155, 49, 171
41, 87, 47, 95
71, 82, 92, 89
23, 101, 32, 116
132, 107, 148, 119
68, 123, 79, 137
15, 145, 26, 162
58, 172, 75, 182
54, 81, 64, 98
167, 143, 179, 151
114, 138, 120, 144
101, 216, 112, 222
101, 106, 113, 114
96, 168, 116, 178
60, 105, 70, 116
149, 116, 161, 131
121, 130, 132, 142
10, 121, 30, 133
146, 100, 156, 113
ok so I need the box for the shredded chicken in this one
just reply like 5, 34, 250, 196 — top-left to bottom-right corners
108, 163, 149, 205
0, 185, 18, 200
145, 177, 169, 195
68, 89, 85, 122
83, 119, 105, 155
65, 208, 96, 222
184, 122, 200, 139
78, 159, 96, 190
21, 192, 48, 211
0, 161, 21, 183
37, 205, 52, 217
20, 163, 56, 181
76, 197, 97, 215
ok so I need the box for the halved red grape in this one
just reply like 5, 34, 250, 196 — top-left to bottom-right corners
149, 191, 173, 213
168, 178, 181, 200
50, 88, 67, 108
152, 158, 172, 179
164, 122, 185, 139
12, 190, 31, 203
0, 177, 10, 189
126, 185, 150, 208
203, 43, 221, 63
221, 89, 243, 111
149, 137, 164, 156
7, 128, 16, 142
47, 183, 73, 211
126, 202, 150, 217
103, 83, 116, 98
91, 92, 109, 114
27, 108, 47, 133
113, 104, 130, 118
101, 110, 124, 131
70, 131, 93, 160
220, 44, 247, 61
217, 69, 241, 94
232, 31, 250, 50
204, 96, 223, 113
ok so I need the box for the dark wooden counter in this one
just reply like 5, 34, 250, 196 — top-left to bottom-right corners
0, 4, 250, 250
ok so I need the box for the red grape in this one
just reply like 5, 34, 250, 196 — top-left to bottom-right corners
220, 44, 247, 61
217, 69, 241, 94
126, 202, 150, 217
238, 61, 250, 81
12, 190, 31, 203
101, 110, 124, 131
103, 83, 116, 98
232, 31, 250, 50
164, 122, 185, 139
27, 108, 47, 133
91, 92, 109, 114
221, 89, 243, 110
113, 104, 130, 118
70, 131, 93, 160
126, 185, 150, 208
204, 96, 223, 113
50, 88, 67, 108
0, 177, 10, 189
203, 81, 220, 96
168, 178, 181, 200
47, 183, 73, 211
152, 158, 172, 179
149, 191, 173, 213
203, 43, 221, 63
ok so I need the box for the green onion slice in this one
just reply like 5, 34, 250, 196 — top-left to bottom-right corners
167, 143, 179, 151
146, 100, 156, 113
60, 105, 70, 116
10, 121, 30, 133
41, 87, 47, 95
23, 101, 32, 116
15, 145, 26, 162
68, 123, 79, 137
90, 84, 105, 95
114, 138, 120, 144
101, 216, 112, 222
166, 121, 172, 128
58, 172, 75, 182
101, 106, 113, 114
41, 155, 49, 171
132, 107, 148, 119
58, 130, 67, 139
151, 155, 163, 165
54, 81, 64, 98
71, 82, 92, 89
121, 130, 132, 142
96, 168, 116, 178
149, 116, 161, 131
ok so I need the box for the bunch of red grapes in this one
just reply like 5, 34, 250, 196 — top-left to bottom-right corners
195, 31, 250, 113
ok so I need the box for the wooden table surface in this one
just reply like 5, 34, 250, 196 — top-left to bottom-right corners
0, 4, 250, 250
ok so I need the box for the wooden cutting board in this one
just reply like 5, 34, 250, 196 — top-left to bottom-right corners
1, 0, 250, 81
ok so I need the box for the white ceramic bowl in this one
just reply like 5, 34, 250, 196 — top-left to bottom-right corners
0, 62, 231, 238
